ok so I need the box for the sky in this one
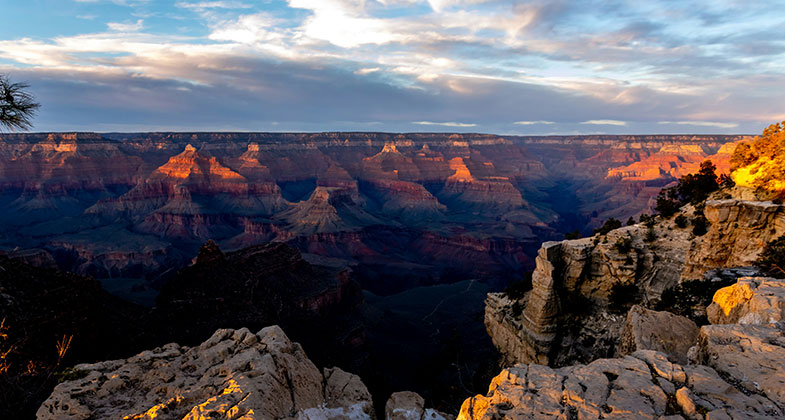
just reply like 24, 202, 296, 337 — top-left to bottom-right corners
0, 0, 784, 134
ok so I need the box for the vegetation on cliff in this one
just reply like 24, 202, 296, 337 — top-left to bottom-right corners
730, 121, 785, 195
655, 160, 720, 217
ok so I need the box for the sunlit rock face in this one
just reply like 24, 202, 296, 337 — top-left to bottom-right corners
706, 276, 785, 325
485, 217, 693, 367
0, 132, 743, 285
457, 349, 784, 420
682, 200, 785, 280
470, 277, 785, 420
486, 192, 785, 368
38, 327, 376, 420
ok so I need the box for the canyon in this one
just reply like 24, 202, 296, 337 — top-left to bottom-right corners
0, 132, 744, 295
2, 131, 766, 419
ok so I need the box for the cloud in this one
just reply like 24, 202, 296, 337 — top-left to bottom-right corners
107, 19, 144, 32
581, 120, 628, 126
658, 121, 739, 129
355, 67, 381, 75
514, 120, 554, 125
175, 1, 251, 10
413, 121, 477, 127
2, 0, 784, 133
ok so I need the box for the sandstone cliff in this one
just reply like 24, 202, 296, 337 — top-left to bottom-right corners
462, 275, 785, 420
485, 194, 785, 367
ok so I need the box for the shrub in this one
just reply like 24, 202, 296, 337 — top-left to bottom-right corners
691, 215, 709, 236
645, 227, 656, 242
756, 235, 785, 278
674, 215, 688, 228
626, 217, 636, 226
564, 230, 582, 240
511, 301, 524, 317
608, 283, 639, 314
655, 160, 720, 218
614, 237, 633, 253
639, 213, 656, 228
594, 218, 622, 235
655, 188, 681, 218
504, 272, 533, 300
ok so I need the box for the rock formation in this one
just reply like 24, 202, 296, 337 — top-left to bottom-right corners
38, 326, 376, 420
485, 215, 694, 367
457, 349, 783, 419
465, 275, 785, 420
682, 200, 785, 280
618, 305, 699, 364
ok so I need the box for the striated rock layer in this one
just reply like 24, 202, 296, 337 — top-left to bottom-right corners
486, 196, 785, 368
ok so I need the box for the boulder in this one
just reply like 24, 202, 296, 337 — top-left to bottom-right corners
385, 391, 454, 420
706, 277, 785, 325
619, 305, 699, 364
692, 323, 785, 410
37, 326, 375, 420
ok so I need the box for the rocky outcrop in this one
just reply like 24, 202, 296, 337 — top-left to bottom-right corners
706, 277, 785, 325
38, 326, 376, 420
683, 200, 785, 280
457, 349, 783, 419
619, 305, 699, 364
692, 323, 785, 409
486, 218, 693, 367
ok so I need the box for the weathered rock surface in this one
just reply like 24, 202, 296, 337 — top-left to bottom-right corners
385, 391, 454, 420
457, 350, 783, 420
683, 200, 785, 280
619, 305, 699, 364
38, 326, 375, 420
706, 277, 785, 325
487, 197, 785, 368
486, 219, 693, 367
692, 323, 785, 410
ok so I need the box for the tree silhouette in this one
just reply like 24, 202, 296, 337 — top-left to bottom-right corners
0, 75, 40, 131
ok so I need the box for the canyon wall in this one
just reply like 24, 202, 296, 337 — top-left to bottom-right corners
485, 196, 784, 367
0, 132, 744, 292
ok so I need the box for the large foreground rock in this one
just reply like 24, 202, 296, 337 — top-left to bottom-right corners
37, 326, 375, 420
706, 277, 785, 325
619, 305, 699, 364
457, 350, 783, 420
693, 323, 785, 409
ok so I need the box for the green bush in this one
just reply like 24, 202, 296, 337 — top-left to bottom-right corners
626, 217, 636, 226
645, 227, 657, 242
564, 230, 582, 240
691, 215, 709, 236
614, 237, 633, 253
594, 218, 622, 235
655, 160, 720, 217
674, 215, 688, 228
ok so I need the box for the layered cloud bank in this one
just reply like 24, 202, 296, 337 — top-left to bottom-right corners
0, 0, 783, 132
